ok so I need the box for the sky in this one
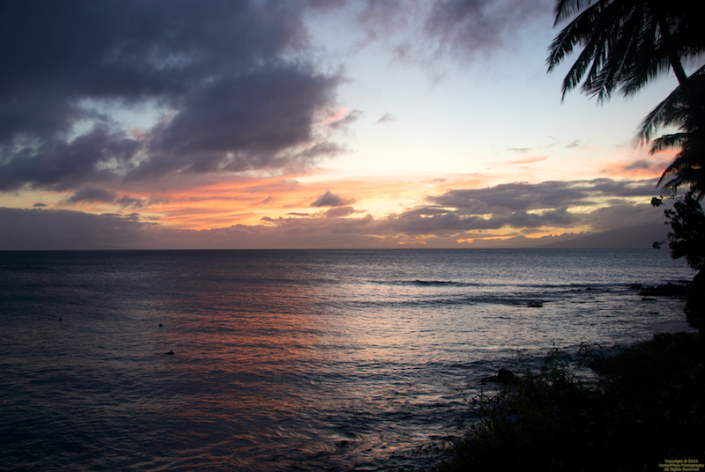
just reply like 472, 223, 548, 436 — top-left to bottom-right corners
0, 0, 697, 250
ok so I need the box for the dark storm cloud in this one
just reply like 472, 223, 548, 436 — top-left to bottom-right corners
66, 187, 118, 205
55, 186, 147, 213
0, 126, 140, 192
32, 203, 47, 208
384, 206, 579, 236
115, 195, 145, 209
325, 206, 356, 218
0, 178, 671, 249
505, 208, 578, 228
0, 207, 154, 250
585, 178, 662, 197
0, 0, 343, 192
422, 0, 552, 60
62, 186, 144, 209
582, 204, 668, 232
310, 191, 354, 207
386, 211, 500, 236
622, 159, 666, 173
428, 179, 659, 214
381, 178, 662, 236
128, 65, 340, 179
625, 160, 656, 170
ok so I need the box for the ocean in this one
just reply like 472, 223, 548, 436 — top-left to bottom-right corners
0, 249, 695, 471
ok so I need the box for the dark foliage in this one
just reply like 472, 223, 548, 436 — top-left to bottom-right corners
418, 334, 705, 472
547, 0, 704, 102
685, 271, 705, 330
640, 70, 705, 198
652, 193, 705, 271
653, 193, 705, 328
547, 0, 705, 205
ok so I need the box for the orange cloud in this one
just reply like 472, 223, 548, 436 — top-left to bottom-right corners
31, 168, 522, 233
321, 107, 350, 124
137, 169, 508, 231
599, 152, 675, 179
499, 155, 549, 165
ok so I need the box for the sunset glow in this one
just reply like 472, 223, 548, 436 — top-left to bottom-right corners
0, 0, 696, 249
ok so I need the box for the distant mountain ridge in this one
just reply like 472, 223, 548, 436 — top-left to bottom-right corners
543, 222, 669, 249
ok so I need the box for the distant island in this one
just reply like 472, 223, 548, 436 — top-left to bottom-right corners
464, 222, 669, 249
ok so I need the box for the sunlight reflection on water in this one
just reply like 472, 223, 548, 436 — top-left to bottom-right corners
0, 249, 695, 470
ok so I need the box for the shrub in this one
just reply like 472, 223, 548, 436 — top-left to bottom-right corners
422, 334, 705, 472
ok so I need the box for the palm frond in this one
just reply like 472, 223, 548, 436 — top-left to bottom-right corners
638, 65, 705, 143
586, 3, 644, 100
549, 0, 702, 101
548, 0, 705, 196
554, 0, 600, 26
639, 89, 687, 143
657, 139, 705, 196
650, 133, 691, 153
547, 3, 602, 72
660, 166, 705, 198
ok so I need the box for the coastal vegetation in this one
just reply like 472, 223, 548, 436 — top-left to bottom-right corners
407, 1, 705, 469
417, 333, 705, 471
653, 193, 705, 328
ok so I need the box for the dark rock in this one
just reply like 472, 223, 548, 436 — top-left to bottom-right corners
481, 368, 515, 384
497, 368, 515, 382
628, 283, 643, 290
638, 283, 688, 297
159, 323, 163, 327
586, 287, 609, 293
642, 297, 657, 302
528, 301, 544, 308
165, 351, 174, 355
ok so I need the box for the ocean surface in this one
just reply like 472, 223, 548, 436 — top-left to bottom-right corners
0, 249, 695, 471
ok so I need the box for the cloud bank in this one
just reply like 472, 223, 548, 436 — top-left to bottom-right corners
0, 179, 669, 249
0, 0, 344, 194
0, 0, 559, 202
0, 1, 667, 251
310, 191, 354, 207
422, 0, 552, 61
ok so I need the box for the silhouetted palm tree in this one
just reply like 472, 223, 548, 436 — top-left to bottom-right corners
547, 0, 702, 102
548, 0, 705, 196
639, 66, 705, 197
